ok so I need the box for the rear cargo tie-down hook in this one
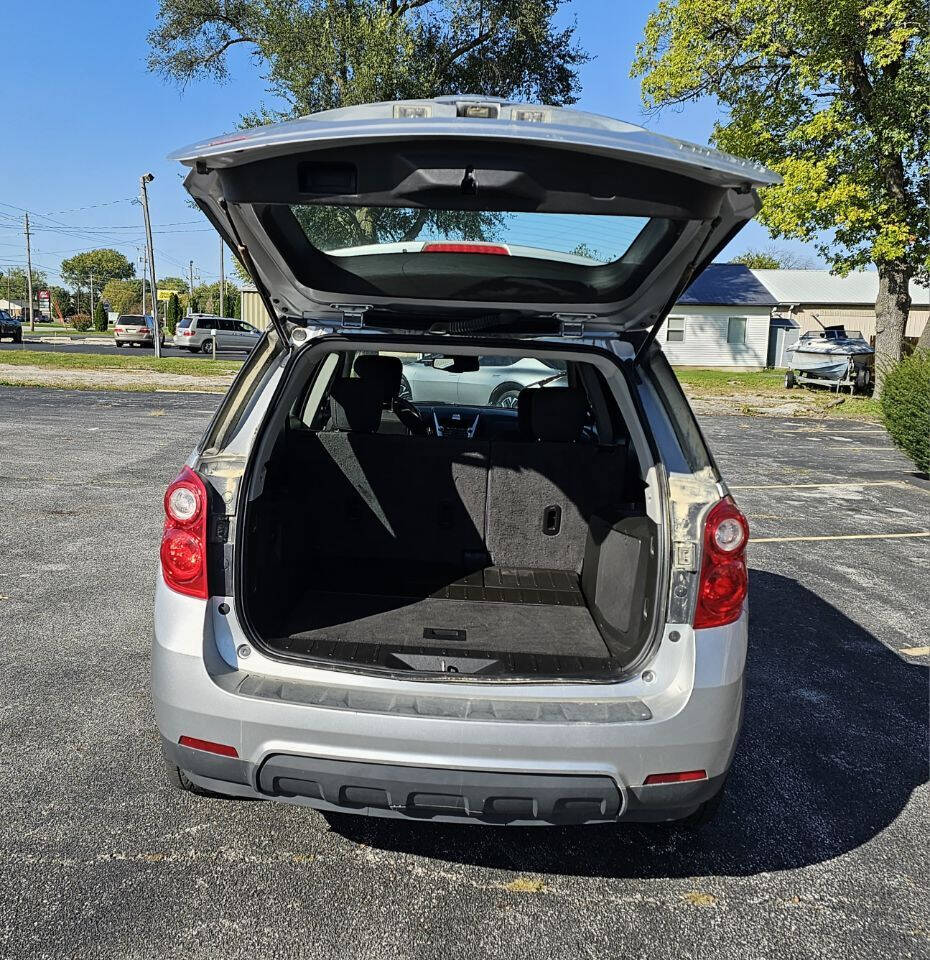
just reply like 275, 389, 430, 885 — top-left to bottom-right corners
461, 166, 477, 196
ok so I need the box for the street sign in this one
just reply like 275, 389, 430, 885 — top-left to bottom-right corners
37, 290, 50, 303
157, 289, 177, 302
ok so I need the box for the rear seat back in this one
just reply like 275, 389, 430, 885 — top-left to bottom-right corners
486, 389, 626, 572
286, 430, 489, 570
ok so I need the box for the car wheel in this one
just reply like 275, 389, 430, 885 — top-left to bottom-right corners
201, 339, 214, 354
165, 763, 225, 798
398, 375, 413, 402
13, 334, 22, 344
672, 780, 727, 829
784, 370, 796, 389
490, 383, 523, 409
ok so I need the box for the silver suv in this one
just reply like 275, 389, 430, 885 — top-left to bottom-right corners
152, 97, 772, 827
174, 314, 261, 353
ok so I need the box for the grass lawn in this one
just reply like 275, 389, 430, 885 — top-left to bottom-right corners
24, 326, 114, 337
674, 367, 883, 420
0, 349, 241, 377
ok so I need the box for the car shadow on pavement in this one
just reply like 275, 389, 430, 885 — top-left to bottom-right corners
323, 569, 928, 878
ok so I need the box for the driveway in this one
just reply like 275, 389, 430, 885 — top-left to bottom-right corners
0, 390, 926, 960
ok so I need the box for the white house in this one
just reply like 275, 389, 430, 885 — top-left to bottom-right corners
660, 264, 776, 370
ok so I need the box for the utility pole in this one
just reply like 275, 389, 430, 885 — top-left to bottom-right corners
24, 213, 35, 332
140, 173, 161, 358
89, 275, 95, 323
189, 259, 195, 314
219, 238, 225, 318
140, 252, 147, 316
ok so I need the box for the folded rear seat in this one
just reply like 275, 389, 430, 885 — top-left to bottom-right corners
486, 389, 626, 572
285, 378, 489, 574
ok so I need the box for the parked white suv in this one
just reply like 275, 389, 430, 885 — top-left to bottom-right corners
151, 97, 772, 826
174, 314, 261, 353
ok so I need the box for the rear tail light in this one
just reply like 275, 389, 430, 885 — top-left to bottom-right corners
693, 497, 749, 629
421, 242, 509, 255
160, 466, 208, 599
182, 329, 193, 336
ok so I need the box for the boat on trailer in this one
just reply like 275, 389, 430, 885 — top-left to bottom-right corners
785, 323, 874, 394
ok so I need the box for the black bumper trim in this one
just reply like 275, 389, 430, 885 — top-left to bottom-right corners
258, 755, 622, 825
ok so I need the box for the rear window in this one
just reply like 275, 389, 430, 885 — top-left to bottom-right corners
119, 316, 144, 325
177, 317, 193, 329
272, 204, 680, 304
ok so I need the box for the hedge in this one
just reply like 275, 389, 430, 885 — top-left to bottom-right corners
880, 349, 930, 474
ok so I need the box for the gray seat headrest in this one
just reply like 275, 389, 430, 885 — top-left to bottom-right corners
527, 388, 588, 442
329, 378, 384, 433
353, 355, 402, 406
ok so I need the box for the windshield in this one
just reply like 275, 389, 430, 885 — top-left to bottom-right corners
275, 204, 680, 304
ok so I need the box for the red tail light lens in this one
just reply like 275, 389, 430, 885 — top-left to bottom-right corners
421, 242, 509, 255
178, 735, 238, 758
160, 466, 208, 599
693, 498, 749, 629
644, 770, 707, 785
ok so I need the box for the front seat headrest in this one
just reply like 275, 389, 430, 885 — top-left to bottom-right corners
329, 378, 384, 433
353, 355, 402, 406
528, 388, 588, 442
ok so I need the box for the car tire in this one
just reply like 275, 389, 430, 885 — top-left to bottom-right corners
672, 780, 727, 829
165, 763, 224, 798
13, 334, 22, 344
490, 383, 523, 409
784, 370, 797, 389
201, 339, 214, 354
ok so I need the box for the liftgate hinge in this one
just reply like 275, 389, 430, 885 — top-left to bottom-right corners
553, 313, 598, 337
330, 303, 373, 328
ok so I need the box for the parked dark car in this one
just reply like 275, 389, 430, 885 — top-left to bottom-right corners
0, 310, 22, 343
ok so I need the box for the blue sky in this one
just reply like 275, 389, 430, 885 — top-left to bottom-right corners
0, 0, 820, 291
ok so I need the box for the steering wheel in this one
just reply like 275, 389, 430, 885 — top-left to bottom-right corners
393, 397, 430, 436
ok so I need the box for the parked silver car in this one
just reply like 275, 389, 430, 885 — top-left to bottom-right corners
174, 314, 262, 353
152, 97, 769, 826
400, 354, 566, 407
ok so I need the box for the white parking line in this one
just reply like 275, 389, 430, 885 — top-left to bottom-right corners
752, 531, 930, 544
731, 481, 902, 490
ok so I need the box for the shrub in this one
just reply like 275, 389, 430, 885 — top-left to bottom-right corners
93, 300, 108, 331
70, 313, 92, 332
880, 349, 930, 474
165, 292, 181, 335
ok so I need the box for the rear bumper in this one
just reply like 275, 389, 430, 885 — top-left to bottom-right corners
152, 584, 746, 825
161, 735, 727, 824
116, 333, 154, 344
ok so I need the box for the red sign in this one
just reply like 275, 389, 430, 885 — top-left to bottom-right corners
37, 290, 50, 302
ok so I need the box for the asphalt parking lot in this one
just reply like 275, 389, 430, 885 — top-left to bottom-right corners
1, 388, 927, 960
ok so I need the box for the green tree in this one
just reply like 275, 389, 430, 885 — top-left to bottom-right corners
192, 281, 241, 318
60, 249, 135, 290
165, 292, 182, 334
730, 247, 815, 270
149, 1, 586, 116
2, 266, 48, 303
93, 299, 108, 332
101, 279, 144, 315
159, 276, 189, 294
148, 0, 588, 249
633, 0, 930, 397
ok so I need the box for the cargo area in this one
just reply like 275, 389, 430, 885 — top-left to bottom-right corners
239, 347, 661, 680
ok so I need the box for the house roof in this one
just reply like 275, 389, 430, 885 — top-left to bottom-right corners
750, 269, 930, 306
678, 264, 777, 306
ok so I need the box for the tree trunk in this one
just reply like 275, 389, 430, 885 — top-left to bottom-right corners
873, 261, 912, 398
